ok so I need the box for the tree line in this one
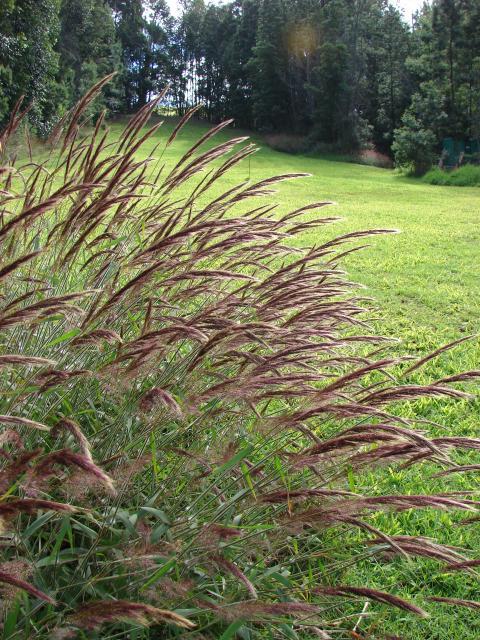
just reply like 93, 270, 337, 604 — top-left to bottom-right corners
0, 0, 479, 171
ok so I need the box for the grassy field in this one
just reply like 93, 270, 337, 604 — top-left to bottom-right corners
157, 118, 480, 639
24, 117, 480, 638
33, 117, 480, 341
104, 118, 480, 339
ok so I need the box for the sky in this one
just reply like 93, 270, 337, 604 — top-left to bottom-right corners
167, 0, 426, 18
396, 0, 425, 18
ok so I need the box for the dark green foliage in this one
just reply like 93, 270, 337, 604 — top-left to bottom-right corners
197, 3, 231, 122
392, 109, 437, 175
310, 41, 349, 145
248, 0, 290, 131
57, 0, 123, 117
144, 0, 175, 101
393, 0, 480, 171
393, 81, 447, 174
0, 0, 61, 134
2, 0, 480, 158
369, 6, 412, 151
109, 0, 149, 110
223, 0, 258, 128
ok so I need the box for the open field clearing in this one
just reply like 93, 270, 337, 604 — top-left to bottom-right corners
107, 117, 480, 341
29, 117, 480, 343
133, 118, 480, 639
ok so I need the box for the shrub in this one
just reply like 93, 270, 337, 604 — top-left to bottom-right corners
423, 164, 480, 187
264, 136, 393, 169
319, 149, 393, 169
393, 82, 448, 177
263, 133, 310, 154
0, 79, 478, 639
392, 112, 436, 176
357, 149, 394, 169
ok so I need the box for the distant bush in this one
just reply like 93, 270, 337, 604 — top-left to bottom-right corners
0, 80, 479, 639
392, 113, 436, 176
393, 82, 448, 176
357, 149, 394, 168
313, 149, 394, 168
264, 135, 393, 169
423, 164, 480, 187
263, 133, 310, 154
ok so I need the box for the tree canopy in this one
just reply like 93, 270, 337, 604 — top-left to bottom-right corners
1, 0, 480, 167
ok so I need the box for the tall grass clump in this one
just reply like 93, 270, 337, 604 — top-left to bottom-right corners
0, 79, 479, 639
423, 164, 480, 187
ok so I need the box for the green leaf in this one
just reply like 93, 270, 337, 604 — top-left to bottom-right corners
150, 432, 159, 480
218, 620, 245, 640
150, 523, 168, 544
237, 626, 251, 640
347, 465, 356, 492
140, 557, 176, 590
216, 445, 254, 475
114, 509, 138, 534
36, 548, 88, 567
279, 624, 299, 639
45, 328, 81, 348
139, 506, 171, 524
241, 462, 256, 498
72, 520, 97, 539
3, 596, 20, 638
268, 571, 293, 588
22, 512, 55, 539
52, 517, 72, 556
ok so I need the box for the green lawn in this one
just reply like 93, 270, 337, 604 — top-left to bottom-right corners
30, 116, 480, 339
28, 118, 480, 638
103, 118, 480, 342
126, 118, 480, 639
242, 131, 480, 640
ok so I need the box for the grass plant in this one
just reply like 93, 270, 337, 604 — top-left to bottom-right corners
423, 165, 480, 187
0, 82, 479, 639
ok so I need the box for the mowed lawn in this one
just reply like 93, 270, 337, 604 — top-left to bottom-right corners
241, 129, 480, 640
36, 117, 480, 341
30, 118, 480, 638
107, 117, 480, 340
121, 118, 480, 639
